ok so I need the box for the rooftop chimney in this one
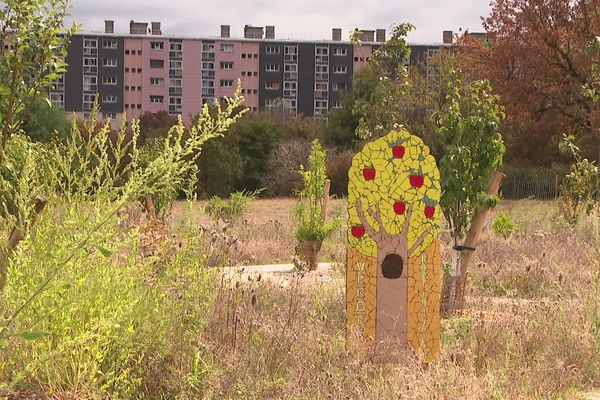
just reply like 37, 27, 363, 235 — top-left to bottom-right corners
443, 30, 453, 44
104, 20, 114, 34
376, 29, 386, 42
221, 25, 230, 38
151, 22, 162, 35
130, 20, 148, 35
265, 25, 275, 39
332, 28, 342, 41
244, 25, 264, 39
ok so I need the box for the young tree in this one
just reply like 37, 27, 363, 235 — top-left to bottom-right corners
0, 0, 75, 155
437, 75, 506, 314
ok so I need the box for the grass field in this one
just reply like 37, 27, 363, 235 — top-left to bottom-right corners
166, 198, 600, 399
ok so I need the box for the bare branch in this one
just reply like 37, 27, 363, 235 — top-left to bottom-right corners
408, 223, 437, 255
355, 200, 379, 240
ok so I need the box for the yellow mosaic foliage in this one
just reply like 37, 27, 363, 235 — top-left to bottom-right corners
347, 129, 441, 256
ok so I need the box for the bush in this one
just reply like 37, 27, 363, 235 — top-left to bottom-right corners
196, 131, 243, 197
204, 189, 261, 223
326, 150, 354, 197
261, 138, 311, 197
491, 212, 518, 239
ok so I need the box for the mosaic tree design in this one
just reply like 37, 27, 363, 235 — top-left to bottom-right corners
346, 129, 441, 361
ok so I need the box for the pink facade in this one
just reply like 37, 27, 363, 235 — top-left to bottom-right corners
353, 44, 373, 72
124, 38, 144, 119
214, 40, 242, 101
240, 42, 260, 111
142, 37, 169, 115
182, 40, 203, 124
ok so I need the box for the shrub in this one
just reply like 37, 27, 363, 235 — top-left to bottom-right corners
204, 189, 261, 223
491, 212, 517, 239
294, 140, 340, 242
261, 138, 311, 197
326, 149, 354, 197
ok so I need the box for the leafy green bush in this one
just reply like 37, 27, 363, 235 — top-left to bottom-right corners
0, 88, 246, 397
204, 189, 261, 223
492, 212, 518, 239
558, 134, 600, 225
295, 140, 340, 241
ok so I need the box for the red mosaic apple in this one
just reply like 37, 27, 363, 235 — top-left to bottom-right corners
362, 167, 376, 181
351, 225, 366, 238
393, 201, 406, 215
424, 205, 435, 219
409, 174, 424, 188
392, 145, 405, 159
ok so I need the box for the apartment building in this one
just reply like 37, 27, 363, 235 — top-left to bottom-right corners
56, 20, 449, 125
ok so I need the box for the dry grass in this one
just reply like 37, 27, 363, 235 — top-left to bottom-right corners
164, 198, 600, 399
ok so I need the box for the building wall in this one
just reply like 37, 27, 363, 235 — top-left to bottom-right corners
98, 36, 124, 117
329, 43, 353, 110
124, 37, 143, 119
240, 42, 260, 111
214, 40, 242, 103
182, 40, 203, 123
353, 44, 373, 72
140, 37, 169, 117
259, 42, 284, 109
64, 35, 83, 112
297, 43, 315, 116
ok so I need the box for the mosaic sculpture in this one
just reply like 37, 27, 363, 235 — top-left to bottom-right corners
346, 129, 441, 362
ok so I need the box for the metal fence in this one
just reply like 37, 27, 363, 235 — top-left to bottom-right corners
501, 175, 560, 200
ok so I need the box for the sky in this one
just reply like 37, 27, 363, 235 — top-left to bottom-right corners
67, 0, 492, 44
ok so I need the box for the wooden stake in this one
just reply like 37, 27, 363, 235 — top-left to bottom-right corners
322, 179, 331, 222
145, 194, 157, 221
0, 195, 48, 292
453, 171, 505, 312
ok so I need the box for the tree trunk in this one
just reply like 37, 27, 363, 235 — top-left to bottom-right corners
375, 235, 408, 346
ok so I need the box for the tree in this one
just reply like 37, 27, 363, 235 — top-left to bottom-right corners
461, 0, 600, 163
138, 111, 178, 143
437, 76, 506, 314
0, 0, 75, 155
21, 98, 71, 143
347, 129, 441, 345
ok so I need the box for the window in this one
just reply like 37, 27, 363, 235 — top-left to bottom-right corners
125, 68, 130, 72
265, 81, 280, 90
83, 57, 97, 73
254, 54, 258, 58
333, 47, 347, 56
316, 47, 328, 55
285, 46, 297, 55
170, 42, 182, 51
315, 82, 328, 91
265, 45, 280, 54
102, 58, 117, 67
151, 41, 164, 50
150, 95, 164, 104
83, 76, 97, 91
265, 63, 280, 72
102, 76, 117, 85
241, 53, 247, 59
169, 97, 182, 105
125, 86, 129, 91
102, 39, 117, 49
137, 104, 142, 109
332, 101, 342, 109
334, 82, 347, 91
169, 60, 182, 69
316, 65, 328, 73
170, 78, 182, 87
150, 59, 164, 68
202, 43, 215, 52
333, 65, 347, 74
241, 71, 246, 76
220, 43, 234, 53
102, 94, 117, 103
125, 50, 130, 55
220, 61, 233, 70
83, 39, 97, 48
220, 80, 233, 87
253, 89, 257, 94
137, 86, 142, 91
150, 77, 164, 86
137, 50, 142, 55
253, 71, 258, 76
202, 62, 214, 70
50, 93, 64, 105
102, 112, 116, 120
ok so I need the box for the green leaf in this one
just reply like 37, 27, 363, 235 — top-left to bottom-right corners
96, 245, 113, 258
0, 339, 8, 350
